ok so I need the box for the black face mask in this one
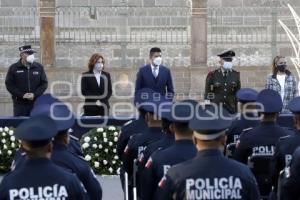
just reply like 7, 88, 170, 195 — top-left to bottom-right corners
277, 64, 287, 72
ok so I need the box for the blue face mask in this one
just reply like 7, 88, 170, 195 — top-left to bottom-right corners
223, 62, 233, 70
94, 63, 104, 72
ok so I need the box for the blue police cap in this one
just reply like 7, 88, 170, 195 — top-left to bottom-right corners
19, 45, 36, 54
288, 97, 300, 113
162, 99, 198, 123
30, 100, 75, 131
236, 88, 258, 103
189, 105, 232, 140
34, 94, 59, 107
256, 89, 282, 113
141, 95, 172, 115
15, 115, 57, 142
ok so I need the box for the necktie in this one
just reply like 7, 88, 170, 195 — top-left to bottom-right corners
153, 67, 158, 78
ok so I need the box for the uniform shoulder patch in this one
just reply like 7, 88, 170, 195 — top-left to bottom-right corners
69, 134, 79, 141
242, 127, 253, 132
123, 120, 133, 127
279, 135, 292, 141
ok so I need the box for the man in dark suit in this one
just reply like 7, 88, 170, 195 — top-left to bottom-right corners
135, 47, 174, 99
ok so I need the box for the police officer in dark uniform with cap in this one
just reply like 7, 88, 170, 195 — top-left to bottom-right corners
122, 92, 169, 199
205, 50, 241, 114
270, 96, 300, 199
141, 100, 198, 200
280, 146, 300, 199
117, 88, 151, 192
226, 88, 260, 146
0, 115, 86, 200
156, 104, 260, 200
5, 45, 48, 116
32, 94, 84, 157
12, 94, 84, 170
234, 89, 292, 196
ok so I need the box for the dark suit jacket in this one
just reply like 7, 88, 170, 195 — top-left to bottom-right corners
135, 64, 174, 97
81, 70, 112, 116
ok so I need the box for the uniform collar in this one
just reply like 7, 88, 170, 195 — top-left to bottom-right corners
175, 139, 194, 145
53, 142, 68, 150
148, 127, 162, 134
197, 149, 223, 157
18, 59, 35, 68
261, 121, 276, 126
24, 157, 51, 166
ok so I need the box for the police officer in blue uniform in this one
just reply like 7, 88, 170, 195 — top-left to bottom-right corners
226, 88, 260, 145
5, 45, 48, 116
270, 96, 300, 198
280, 146, 300, 199
117, 88, 151, 191
12, 99, 103, 200
122, 92, 169, 199
234, 89, 292, 196
0, 116, 86, 200
137, 101, 175, 168
34, 94, 84, 156
141, 100, 198, 200
156, 104, 260, 200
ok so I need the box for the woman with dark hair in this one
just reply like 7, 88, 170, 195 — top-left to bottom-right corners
265, 56, 298, 112
81, 53, 112, 116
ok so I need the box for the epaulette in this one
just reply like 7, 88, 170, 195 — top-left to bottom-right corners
279, 135, 292, 141
123, 120, 133, 127
242, 127, 253, 133
70, 134, 79, 141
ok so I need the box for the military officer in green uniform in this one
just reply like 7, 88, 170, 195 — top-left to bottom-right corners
204, 50, 241, 114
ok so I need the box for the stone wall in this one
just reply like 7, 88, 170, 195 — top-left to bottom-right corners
0, 65, 297, 116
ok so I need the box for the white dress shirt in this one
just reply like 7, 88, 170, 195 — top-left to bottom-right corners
93, 70, 102, 86
151, 64, 160, 78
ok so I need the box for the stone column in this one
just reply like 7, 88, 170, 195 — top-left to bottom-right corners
191, 0, 207, 67
40, 0, 56, 67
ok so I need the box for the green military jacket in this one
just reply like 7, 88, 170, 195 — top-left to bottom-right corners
204, 68, 241, 114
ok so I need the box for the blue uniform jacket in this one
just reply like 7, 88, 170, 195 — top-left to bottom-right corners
271, 132, 300, 193
122, 127, 164, 175
5, 60, 48, 104
143, 140, 197, 200
226, 114, 260, 145
51, 142, 102, 200
135, 64, 174, 97
281, 146, 300, 199
0, 158, 86, 200
157, 149, 260, 200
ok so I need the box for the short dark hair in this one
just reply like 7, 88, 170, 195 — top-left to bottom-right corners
149, 47, 161, 57
174, 122, 193, 136
54, 129, 69, 142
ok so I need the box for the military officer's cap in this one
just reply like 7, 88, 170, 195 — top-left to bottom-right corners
288, 97, 300, 113
189, 105, 232, 140
19, 45, 37, 54
236, 88, 258, 103
30, 98, 75, 131
162, 99, 198, 123
256, 89, 283, 113
218, 50, 235, 61
139, 92, 172, 115
15, 115, 58, 146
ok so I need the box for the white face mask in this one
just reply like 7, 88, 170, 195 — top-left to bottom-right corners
26, 54, 35, 64
94, 63, 104, 72
223, 62, 233, 70
153, 57, 162, 66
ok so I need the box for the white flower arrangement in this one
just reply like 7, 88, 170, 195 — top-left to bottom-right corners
81, 126, 121, 175
0, 127, 20, 173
